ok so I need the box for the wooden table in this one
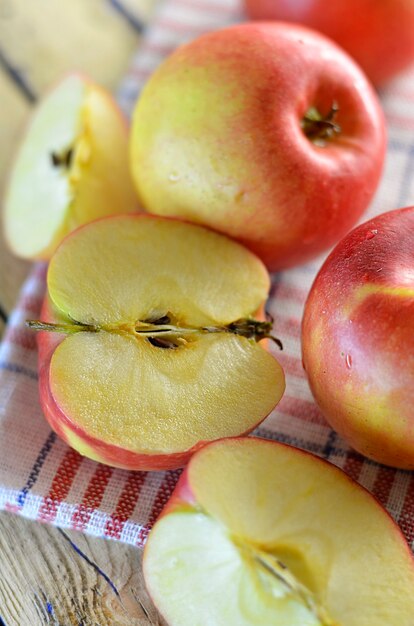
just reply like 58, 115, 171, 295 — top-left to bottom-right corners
0, 512, 166, 625
0, 1, 165, 623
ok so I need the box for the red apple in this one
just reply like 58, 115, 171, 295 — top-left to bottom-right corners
302, 207, 414, 469
244, 0, 414, 86
130, 22, 386, 271
143, 437, 414, 625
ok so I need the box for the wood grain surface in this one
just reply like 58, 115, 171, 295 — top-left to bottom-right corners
0, 511, 166, 625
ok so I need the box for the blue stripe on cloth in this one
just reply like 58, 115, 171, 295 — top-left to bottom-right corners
0, 48, 37, 103
107, 0, 145, 33
321, 429, 337, 459
0, 361, 38, 381
17, 431, 57, 507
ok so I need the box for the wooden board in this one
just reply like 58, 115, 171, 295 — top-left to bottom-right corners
0, 511, 166, 625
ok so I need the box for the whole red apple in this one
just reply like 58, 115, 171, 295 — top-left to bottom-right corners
302, 207, 414, 469
130, 22, 386, 271
244, 0, 414, 86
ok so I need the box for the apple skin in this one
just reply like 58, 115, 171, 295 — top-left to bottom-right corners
36, 283, 276, 472
302, 207, 414, 469
130, 22, 386, 271
244, 0, 414, 86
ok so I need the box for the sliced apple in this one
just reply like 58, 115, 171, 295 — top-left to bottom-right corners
4, 74, 138, 260
35, 215, 285, 470
144, 437, 414, 626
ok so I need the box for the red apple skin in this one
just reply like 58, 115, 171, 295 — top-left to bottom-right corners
302, 207, 414, 468
131, 22, 386, 271
244, 1, 414, 86
36, 294, 276, 472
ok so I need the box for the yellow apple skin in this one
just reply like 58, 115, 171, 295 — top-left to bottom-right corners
302, 207, 414, 468
130, 22, 385, 271
4, 73, 139, 260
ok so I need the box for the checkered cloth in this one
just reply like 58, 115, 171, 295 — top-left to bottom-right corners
1, 0, 413, 549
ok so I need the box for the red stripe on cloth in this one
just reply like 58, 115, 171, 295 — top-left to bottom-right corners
38, 448, 83, 522
386, 114, 414, 130
276, 315, 301, 338
277, 353, 306, 379
272, 282, 308, 304
71, 464, 113, 531
140, 40, 176, 56
371, 466, 395, 508
130, 66, 153, 80
170, 0, 237, 13
32, 263, 48, 280
342, 451, 364, 482
156, 16, 214, 34
4, 326, 37, 351
137, 470, 181, 544
19, 294, 44, 315
399, 475, 414, 545
276, 395, 329, 426
104, 472, 147, 540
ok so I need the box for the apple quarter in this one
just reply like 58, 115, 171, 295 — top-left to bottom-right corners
144, 437, 414, 626
4, 74, 137, 260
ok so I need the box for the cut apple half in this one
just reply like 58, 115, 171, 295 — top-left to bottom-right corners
144, 437, 414, 626
35, 216, 285, 470
4, 74, 137, 260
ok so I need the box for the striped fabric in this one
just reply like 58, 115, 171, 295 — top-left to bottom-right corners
1, 0, 414, 550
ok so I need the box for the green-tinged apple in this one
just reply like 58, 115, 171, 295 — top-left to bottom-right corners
302, 207, 414, 468
244, 0, 414, 86
33, 215, 285, 470
144, 437, 414, 626
130, 22, 385, 271
4, 74, 138, 260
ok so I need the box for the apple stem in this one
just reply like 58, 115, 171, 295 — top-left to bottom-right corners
301, 102, 341, 143
26, 320, 99, 334
26, 317, 283, 349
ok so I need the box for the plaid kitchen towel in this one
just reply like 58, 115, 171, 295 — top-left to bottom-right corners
1, 0, 414, 549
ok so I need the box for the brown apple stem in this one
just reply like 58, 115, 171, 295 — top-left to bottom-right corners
26, 320, 99, 334
26, 317, 283, 348
301, 102, 341, 142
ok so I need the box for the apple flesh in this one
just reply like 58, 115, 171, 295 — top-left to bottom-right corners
302, 207, 414, 468
144, 437, 414, 626
244, 0, 414, 86
35, 215, 285, 470
130, 22, 385, 271
4, 74, 138, 260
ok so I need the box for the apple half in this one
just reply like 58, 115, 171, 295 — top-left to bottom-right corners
4, 74, 138, 260
144, 437, 414, 626
35, 215, 285, 470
